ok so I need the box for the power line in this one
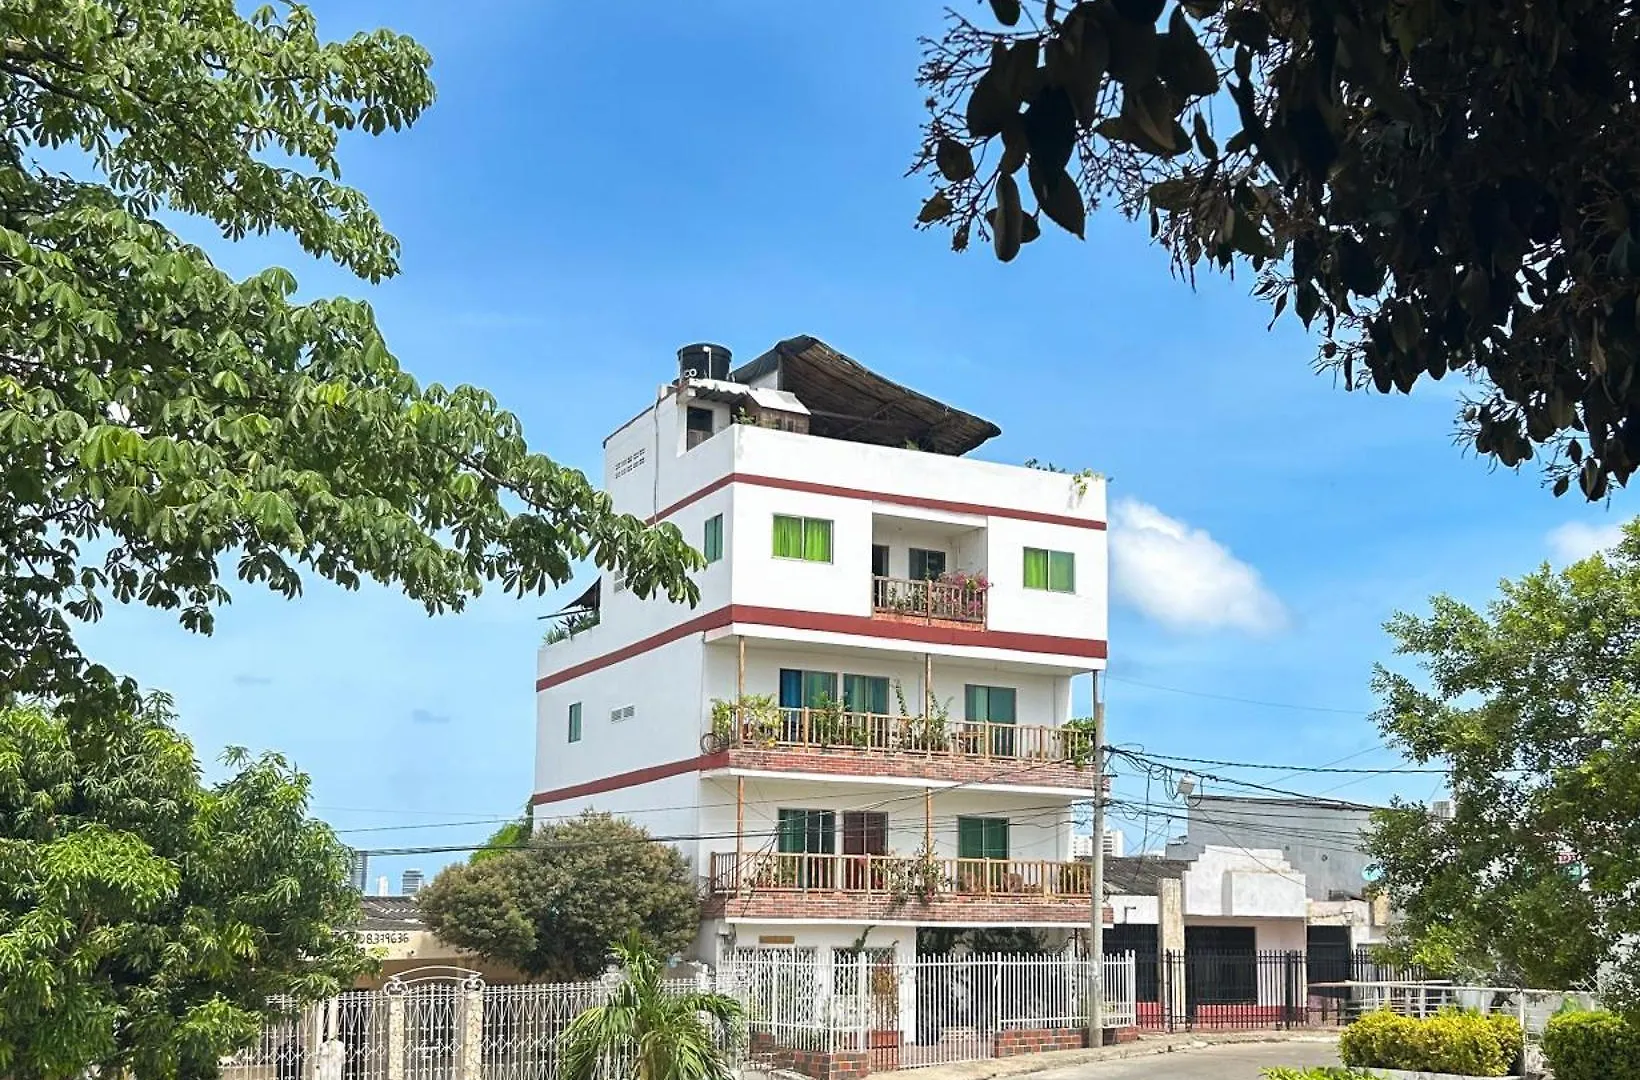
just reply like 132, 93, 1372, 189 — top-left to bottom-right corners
1132, 751, 1445, 775
1104, 674, 1369, 716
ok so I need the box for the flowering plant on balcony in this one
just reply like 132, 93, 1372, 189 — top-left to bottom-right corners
937, 571, 990, 619
938, 570, 990, 593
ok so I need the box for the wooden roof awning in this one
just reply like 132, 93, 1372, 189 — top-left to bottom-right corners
729, 335, 1001, 456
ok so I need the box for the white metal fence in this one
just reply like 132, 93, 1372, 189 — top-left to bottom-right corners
719, 949, 1140, 1070
227, 953, 1140, 1080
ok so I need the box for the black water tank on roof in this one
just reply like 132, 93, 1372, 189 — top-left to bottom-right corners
678, 342, 732, 382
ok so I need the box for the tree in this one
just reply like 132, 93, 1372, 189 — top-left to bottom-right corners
471, 805, 534, 864
912, 0, 1640, 498
418, 812, 699, 979
0, 699, 369, 1080
0, 1, 699, 717
1366, 520, 1640, 1010
558, 931, 742, 1080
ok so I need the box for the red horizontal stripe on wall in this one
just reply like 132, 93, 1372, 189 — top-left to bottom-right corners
531, 751, 729, 806
535, 604, 1105, 690
647, 472, 1106, 531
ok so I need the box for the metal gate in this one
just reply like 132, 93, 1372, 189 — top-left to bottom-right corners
388, 968, 478, 1080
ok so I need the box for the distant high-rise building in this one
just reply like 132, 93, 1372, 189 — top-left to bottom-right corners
1071, 829, 1125, 859
376, 875, 390, 896
401, 869, 424, 896
349, 849, 369, 892
1431, 798, 1455, 820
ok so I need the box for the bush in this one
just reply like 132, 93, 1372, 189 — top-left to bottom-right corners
1262, 1070, 1377, 1080
1338, 1009, 1522, 1076
1542, 1011, 1640, 1080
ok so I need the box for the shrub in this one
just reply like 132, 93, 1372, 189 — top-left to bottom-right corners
1262, 1069, 1377, 1080
1339, 1009, 1522, 1076
1542, 1011, 1640, 1080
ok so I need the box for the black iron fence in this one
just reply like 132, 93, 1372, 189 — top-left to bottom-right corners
1121, 948, 1429, 1032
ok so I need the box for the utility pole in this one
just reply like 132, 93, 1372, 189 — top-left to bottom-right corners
1087, 674, 1107, 1047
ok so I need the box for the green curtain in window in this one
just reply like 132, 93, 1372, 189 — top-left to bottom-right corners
1048, 550, 1075, 592
802, 670, 838, 707
703, 515, 723, 562
803, 518, 832, 562
773, 515, 804, 558
844, 674, 890, 714
1023, 547, 1049, 589
957, 816, 1009, 859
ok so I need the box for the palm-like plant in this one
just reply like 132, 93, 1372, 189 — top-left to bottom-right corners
559, 932, 744, 1080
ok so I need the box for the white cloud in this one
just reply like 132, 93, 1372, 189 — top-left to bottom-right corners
1546, 521, 1626, 564
1109, 498, 1288, 634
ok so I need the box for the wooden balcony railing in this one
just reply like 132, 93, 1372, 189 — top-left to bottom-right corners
713, 708, 1095, 765
871, 576, 987, 624
708, 851, 1093, 898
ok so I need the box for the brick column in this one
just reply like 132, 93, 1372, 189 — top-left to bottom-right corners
1158, 878, 1186, 1024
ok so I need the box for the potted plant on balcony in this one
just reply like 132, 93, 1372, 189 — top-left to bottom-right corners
1060, 717, 1099, 767
937, 570, 991, 620
703, 695, 781, 753
891, 681, 953, 752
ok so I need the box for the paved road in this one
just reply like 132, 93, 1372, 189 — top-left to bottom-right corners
1033, 1039, 1341, 1079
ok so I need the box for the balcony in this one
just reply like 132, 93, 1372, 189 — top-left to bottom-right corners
870, 575, 987, 627
705, 851, 1104, 925
703, 706, 1099, 790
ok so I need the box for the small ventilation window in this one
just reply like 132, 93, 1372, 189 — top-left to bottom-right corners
610, 704, 635, 723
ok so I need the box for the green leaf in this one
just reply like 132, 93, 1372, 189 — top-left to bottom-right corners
994, 173, 1024, 262
1032, 164, 1086, 238
1157, 6, 1220, 98
989, 0, 1023, 26
920, 191, 956, 222
935, 138, 977, 181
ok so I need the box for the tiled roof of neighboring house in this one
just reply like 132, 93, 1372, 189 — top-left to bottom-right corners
1104, 856, 1190, 895
359, 895, 426, 932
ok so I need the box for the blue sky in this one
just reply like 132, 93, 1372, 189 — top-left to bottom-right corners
74, 1, 1633, 886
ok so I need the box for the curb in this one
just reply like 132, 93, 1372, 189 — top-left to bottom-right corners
862, 1030, 1341, 1080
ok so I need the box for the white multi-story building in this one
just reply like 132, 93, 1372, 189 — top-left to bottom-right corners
533, 337, 1109, 968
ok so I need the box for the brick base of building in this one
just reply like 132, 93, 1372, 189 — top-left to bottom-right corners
992, 1026, 1141, 1057
748, 1032, 871, 1080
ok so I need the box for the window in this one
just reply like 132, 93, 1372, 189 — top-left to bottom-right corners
778, 809, 836, 854
609, 704, 635, 723
965, 684, 1017, 756
842, 811, 888, 891
908, 548, 947, 581
779, 668, 839, 709
778, 808, 836, 889
685, 406, 715, 449
842, 674, 890, 716
1023, 547, 1076, 593
703, 514, 723, 563
773, 515, 833, 562
567, 702, 582, 743
957, 816, 1010, 860
871, 544, 890, 578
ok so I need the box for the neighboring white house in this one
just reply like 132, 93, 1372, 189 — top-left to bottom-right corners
1164, 794, 1390, 950
533, 336, 1109, 970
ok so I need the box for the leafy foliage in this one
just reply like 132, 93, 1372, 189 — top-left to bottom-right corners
0, 0, 701, 717
472, 806, 534, 864
1366, 520, 1640, 1008
1338, 1009, 1520, 1077
417, 811, 698, 979
1260, 1070, 1375, 1080
1542, 1010, 1640, 1080
913, 0, 1640, 497
558, 931, 742, 1080
0, 699, 368, 1080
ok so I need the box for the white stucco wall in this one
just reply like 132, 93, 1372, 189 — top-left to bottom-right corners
535, 635, 706, 794
1181, 847, 1307, 919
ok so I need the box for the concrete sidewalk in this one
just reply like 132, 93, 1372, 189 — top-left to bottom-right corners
862, 1031, 1341, 1080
